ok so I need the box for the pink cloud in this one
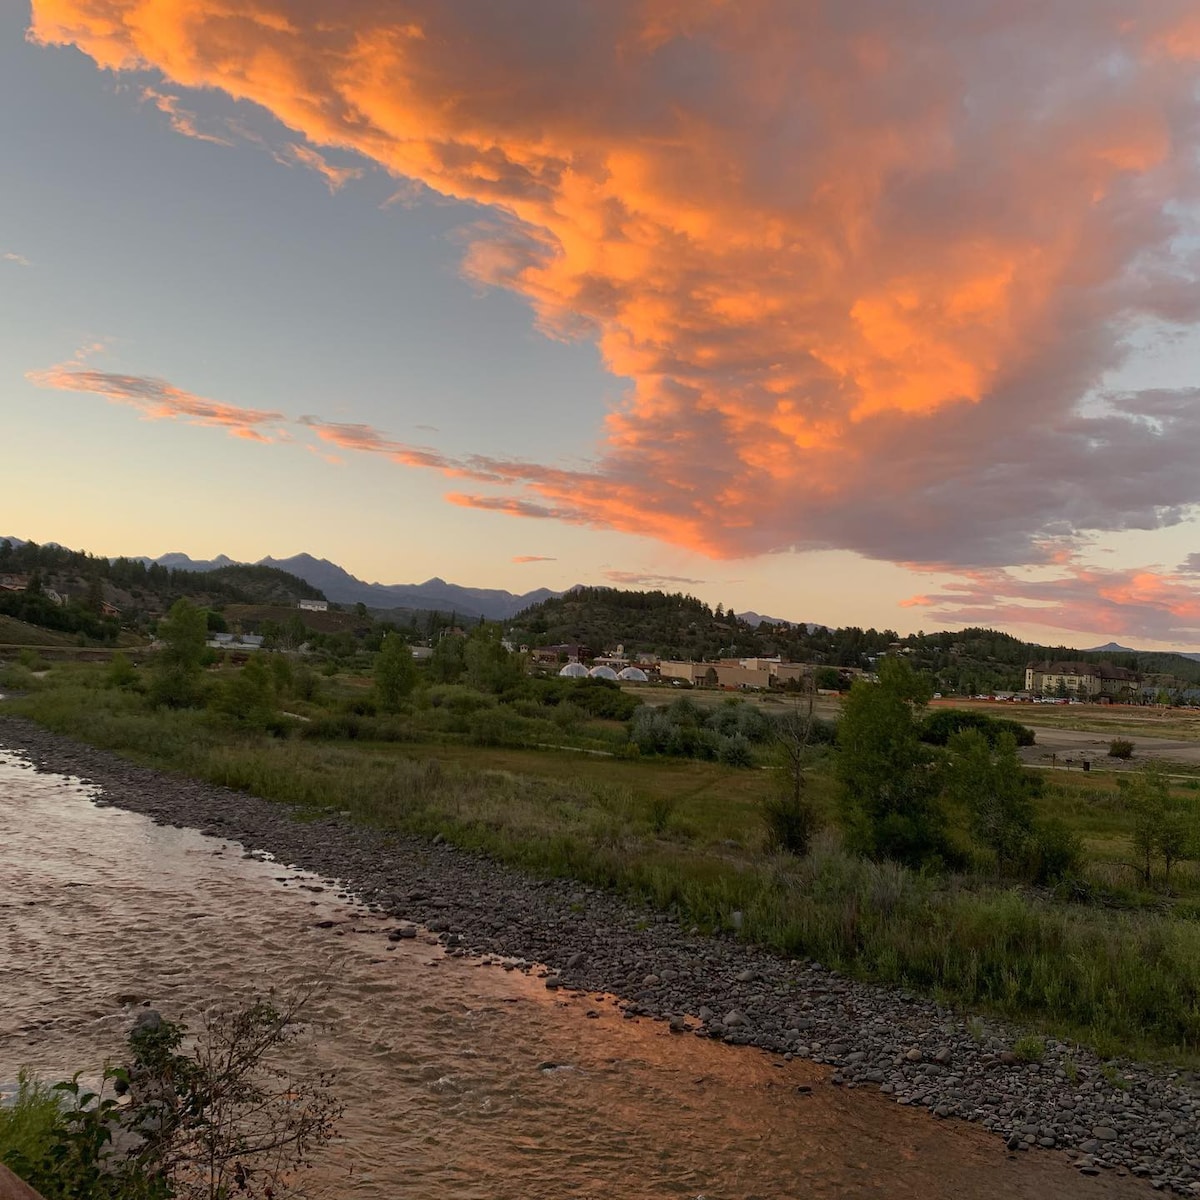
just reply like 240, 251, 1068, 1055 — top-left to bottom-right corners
602, 570, 706, 587
512, 555, 556, 563
907, 564, 1200, 644
139, 86, 232, 145
274, 143, 364, 193
26, 362, 286, 442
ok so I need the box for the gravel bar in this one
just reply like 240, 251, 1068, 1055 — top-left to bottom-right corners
3, 715, 1198, 1194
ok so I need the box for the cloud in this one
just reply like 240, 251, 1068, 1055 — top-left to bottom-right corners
1178, 553, 1200, 575
512, 555, 556, 563
2, 251, 31, 267
140, 86, 232, 145
603, 570, 706, 587
27, 1, 1200, 566
26, 361, 286, 442
905, 564, 1200, 644
274, 143, 364, 193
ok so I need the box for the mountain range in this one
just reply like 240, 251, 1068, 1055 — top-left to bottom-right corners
127, 551, 563, 620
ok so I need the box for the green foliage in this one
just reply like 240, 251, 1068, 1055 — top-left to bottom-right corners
1025, 818, 1083, 886
1121, 763, 1198, 887
428, 633, 466, 683
373, 632, 417, 712
944, 730, 1036, 870
1012, 1034, 1046, 1063
209, 657, 278, 728
836, 658, 951, 868
462, 624, 523, 693
921, 708, 1035, 748
1108, 738, 1136, 760
149, 600, 208, 709
105, 653, 139, 690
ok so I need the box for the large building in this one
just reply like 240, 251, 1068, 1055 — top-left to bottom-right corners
1024, 660, 1140, 701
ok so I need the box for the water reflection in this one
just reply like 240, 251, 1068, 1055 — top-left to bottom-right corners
0, 751, 1148, 1198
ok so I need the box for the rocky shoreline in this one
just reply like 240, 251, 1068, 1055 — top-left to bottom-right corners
3, 714, 1198, 1194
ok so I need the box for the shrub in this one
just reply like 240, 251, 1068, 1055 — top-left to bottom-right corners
762, 790, 821, 856
1108, 738, 1135, 760
921, 708, 1035, 748
1024, 818, 1083, 885
719, 734, 754, 768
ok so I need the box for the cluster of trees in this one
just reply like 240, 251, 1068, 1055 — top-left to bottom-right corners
629, 696, 802, 766
820, 659, 1073, 880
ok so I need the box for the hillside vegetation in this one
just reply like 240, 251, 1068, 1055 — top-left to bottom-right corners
508, 588, 1200, 694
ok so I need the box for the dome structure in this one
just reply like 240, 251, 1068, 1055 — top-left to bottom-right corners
588, 665, 619, 680
558, 662, 589, 678
617, 666, 649, 682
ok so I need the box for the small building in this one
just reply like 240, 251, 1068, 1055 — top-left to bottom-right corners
298, 599, 329, 612
588, 665, 619, 681
558, 662, 589, 678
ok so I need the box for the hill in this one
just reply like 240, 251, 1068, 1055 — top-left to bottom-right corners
0, 539, 326, 643
507, 586, 861, 663
505, 589, 1200, 695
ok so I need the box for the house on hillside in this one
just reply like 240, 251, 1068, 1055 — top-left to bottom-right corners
1024, 660, 1140, 701
298, 599, 329, 612
99, 600, 121, 618
0, 574, 29, 591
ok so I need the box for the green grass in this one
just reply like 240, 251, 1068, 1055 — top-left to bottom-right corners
0, 1073, 64, 1180
9, 665, 1200, 1064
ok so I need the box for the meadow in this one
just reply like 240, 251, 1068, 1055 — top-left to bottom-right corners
5, 656, 1200, 1065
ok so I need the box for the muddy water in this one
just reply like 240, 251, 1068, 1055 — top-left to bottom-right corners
0, 752, 1149, 1199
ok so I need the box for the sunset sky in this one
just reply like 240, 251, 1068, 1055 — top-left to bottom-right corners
4, 2, 1200, 646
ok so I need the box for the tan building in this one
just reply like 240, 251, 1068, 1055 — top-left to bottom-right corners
1024, 660, 1140, 701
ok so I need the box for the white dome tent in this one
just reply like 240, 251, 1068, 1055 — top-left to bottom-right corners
588, 665, 619, 680
617, 666, 648, 682
558, 662, 589, 678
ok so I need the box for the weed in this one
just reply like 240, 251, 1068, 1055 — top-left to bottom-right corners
1013, 1034, 1046, 1063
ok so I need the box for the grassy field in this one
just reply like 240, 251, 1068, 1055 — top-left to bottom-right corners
7, 663, 1200, 1064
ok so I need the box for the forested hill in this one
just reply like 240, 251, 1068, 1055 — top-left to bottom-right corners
507, 586, 897, 664
0, 539, 324, 622
507, 588, 1200, 690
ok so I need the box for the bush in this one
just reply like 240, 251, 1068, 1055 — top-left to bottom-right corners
1024, 818, 1083, 886
719, 734, 754, 767
762, 791, 821, 855
1108, 738, 1136, 760
921, 708, 1035, 748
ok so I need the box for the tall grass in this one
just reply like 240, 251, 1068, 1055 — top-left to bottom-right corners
9, 676, 1200, 1061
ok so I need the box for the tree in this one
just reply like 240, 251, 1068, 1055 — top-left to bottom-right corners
763, 695, 823, 854
150, 599, 208, 708
836, 657, 950, 868
463, 625, 523, 693
1124, 763, 1197, 888
374, 632, 417, 711
428, 632, 465, 683
944, 729, 1035, 870
84, 574, 104, 615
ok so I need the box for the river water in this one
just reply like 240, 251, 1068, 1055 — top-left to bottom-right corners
0, 750, 1149, 1198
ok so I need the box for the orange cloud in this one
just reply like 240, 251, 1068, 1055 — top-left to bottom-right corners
27, 1, 1200, 566
27, 362, 286, 442
512, 555, 556, 564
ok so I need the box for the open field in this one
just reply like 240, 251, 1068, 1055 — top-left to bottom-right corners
222, 604, 362, 634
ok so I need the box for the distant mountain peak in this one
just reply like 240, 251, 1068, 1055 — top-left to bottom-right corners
1085, 641, 1137, 653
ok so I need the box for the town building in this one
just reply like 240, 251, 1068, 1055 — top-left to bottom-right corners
1024, 660, 1140, 702
298, 599, 329, 612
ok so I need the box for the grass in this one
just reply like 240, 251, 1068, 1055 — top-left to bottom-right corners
0, 1073, 64, 1178
8, 665, 1200, 1064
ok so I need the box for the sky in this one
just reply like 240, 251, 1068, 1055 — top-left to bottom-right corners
3, 1, 1200, 648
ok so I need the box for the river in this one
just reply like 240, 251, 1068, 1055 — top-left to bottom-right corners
0, 750, 1148, 1198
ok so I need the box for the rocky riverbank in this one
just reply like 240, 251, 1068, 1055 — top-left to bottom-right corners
3, 715, 1198, 1194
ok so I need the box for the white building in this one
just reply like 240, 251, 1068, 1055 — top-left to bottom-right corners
298, 599, 329, 612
